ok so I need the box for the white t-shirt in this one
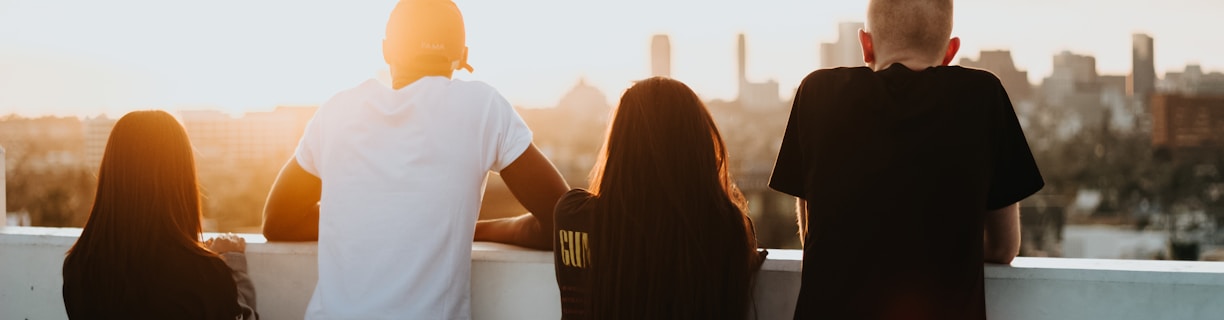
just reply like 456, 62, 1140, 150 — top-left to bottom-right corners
294, 77, 533, 320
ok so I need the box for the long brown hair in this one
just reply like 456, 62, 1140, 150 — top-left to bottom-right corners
587, 77, 758, 319
66, 110, 210, 279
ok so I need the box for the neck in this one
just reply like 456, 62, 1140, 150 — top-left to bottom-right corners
871, 54, 943, 72
390, 68, 453, 89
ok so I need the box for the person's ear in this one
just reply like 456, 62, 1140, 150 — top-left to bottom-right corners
859, 29, 875, 65
941, 37, 961, 66
456, 47, 470, 72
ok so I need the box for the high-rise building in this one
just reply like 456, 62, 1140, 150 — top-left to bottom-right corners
737, 34, 747, 85
1129, 33, 1156, 102
959, 50, 1033, 102
651, 34, 671, 78
736, 34, 781, 110
820, 22, 865, 69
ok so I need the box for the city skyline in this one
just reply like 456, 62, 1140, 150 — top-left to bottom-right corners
3, 0, 1224, 116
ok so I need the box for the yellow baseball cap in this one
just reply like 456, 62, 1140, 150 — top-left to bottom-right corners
385, 0, 473, 72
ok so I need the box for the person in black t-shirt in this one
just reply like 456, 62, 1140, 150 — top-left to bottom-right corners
768, 1, 1044, 319
553, 77, 767, 320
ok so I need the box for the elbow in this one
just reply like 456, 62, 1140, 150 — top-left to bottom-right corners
984, 245, 1019, 265
261, 221, 293, 242
262, 220, 314, 242
260, 201, 318, 241
261, 224, 289, 242
261, 213, 312, 242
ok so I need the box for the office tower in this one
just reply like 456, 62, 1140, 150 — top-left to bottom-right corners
820, 22, 865, 68
1129, 33, 1156, 101
736, 34, 781, 109
738, 33, 747, 86
651, 34, 671, 78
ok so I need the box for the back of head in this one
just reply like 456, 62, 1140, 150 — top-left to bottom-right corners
66, 110, 207, 284
866, 0, 954, 61
588, 77, 756, 319
383, 0, 472, 74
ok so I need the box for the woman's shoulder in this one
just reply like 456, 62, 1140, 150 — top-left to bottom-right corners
555, 189, 596, 224
556, 189, 595, 211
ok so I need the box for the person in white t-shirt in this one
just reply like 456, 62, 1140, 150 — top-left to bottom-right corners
260, 0, 570, 319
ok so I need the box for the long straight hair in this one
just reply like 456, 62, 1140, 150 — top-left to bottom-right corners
587, 77, 758, 319
65, 110, 210, 287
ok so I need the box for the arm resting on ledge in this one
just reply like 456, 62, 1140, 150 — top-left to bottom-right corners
475, 144, 570, 250
984, 202, 1021, 264
262, 157, 321, 241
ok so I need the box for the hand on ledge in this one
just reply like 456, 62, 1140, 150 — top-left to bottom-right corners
475, 213, 551, 250
206, 233, 248, 254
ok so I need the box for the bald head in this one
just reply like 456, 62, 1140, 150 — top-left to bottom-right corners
865, 0, 954, 62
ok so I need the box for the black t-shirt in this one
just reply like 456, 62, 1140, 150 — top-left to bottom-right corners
552, 189, 597, 320
63, 247, 242, 320
769, 64, 1044, 320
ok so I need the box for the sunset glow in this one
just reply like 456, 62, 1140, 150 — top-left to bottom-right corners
2, 0, 1223, 116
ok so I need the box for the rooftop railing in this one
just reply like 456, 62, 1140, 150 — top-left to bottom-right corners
3, 226, 1223, 320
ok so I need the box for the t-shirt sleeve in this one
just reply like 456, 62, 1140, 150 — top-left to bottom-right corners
769, 78, 809, 199
489, 91, 534, 172
553, 189, 595, 231
293, 107, 324, 177
985, 83, 1045, 210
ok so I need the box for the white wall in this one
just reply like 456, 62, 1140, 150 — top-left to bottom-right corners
3, 227, 1224, 320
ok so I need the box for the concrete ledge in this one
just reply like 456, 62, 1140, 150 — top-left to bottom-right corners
3, 226, 1223, 320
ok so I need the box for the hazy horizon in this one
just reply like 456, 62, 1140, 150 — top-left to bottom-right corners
3, 0, 1223, 117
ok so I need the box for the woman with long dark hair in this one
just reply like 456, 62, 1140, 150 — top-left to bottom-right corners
62, 110, 257, 319
553, 77, 766, 319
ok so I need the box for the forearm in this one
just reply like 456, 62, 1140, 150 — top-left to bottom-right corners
475, 214, 550, 250
219, 252, 259, 320
983, 203, 1021, 264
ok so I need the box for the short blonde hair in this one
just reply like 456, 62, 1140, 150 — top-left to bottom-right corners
866, 0, 954, 59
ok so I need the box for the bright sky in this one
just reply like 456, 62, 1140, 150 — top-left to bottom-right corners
2, 0, 1223, 116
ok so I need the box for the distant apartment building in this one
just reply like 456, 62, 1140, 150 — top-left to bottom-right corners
651, 34, 671, 78
1159, 64, 1224, 96
1037, 50, 1145, 135
959, 50, 1033, 102
819, 22, 865, 69
81, 115, 117, 170
736, 34, 781, 110
1151, 94, 1224, 160
1041, 51, 1106, 133
178, 106, 317, 167
1044, 51, 1100, 105
0, 116, 85, 172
